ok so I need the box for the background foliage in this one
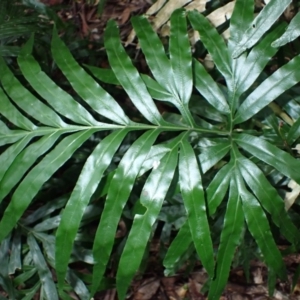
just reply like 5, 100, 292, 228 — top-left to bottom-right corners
1, 0, 300, 299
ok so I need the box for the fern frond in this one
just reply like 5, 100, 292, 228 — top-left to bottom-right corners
1, 2, 300, 299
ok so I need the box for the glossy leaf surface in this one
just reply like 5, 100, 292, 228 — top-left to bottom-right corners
208, 176, 244, 300
228, 0, 254, 50
238, 156, 300, 245
56, 129, 128, 290
234, 23, 285, 96
234, 133, 300, 183
105, 20, 163, 125
52, 30, 130, 126
18, 37, 99, 126
232, 0, 292, 58
238, 177, 286, 280
0, 132, 61, 202
179, 140, 214, 277
91, 130, 160, 294
0, 6, 300, 299
188, 10, 232, 83
169, 9, 192, 105
131, 16, 173, 95
116, 139, 179, 300
0, 131, 94, 242
234, 54, 300, 123
193, 60, 229, 114
272, 12, 300, 47
163, 221, 192, 275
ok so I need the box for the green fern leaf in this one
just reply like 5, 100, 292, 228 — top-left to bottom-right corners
1, 2, 300, 299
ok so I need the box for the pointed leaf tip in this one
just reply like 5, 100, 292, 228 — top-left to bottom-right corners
271, 12, 300, 48
232, 0, 292, 58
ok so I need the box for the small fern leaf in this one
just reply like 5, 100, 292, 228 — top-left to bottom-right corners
238, 157, 300, 246
0, 120, 28, 146
0, 130, 94, 243
193, 59, 230, 114
51, 29, 131, 126
228, 0, 254, 51
234, 54, 300, 124
188, 10, 232, 84
235, 24, 285, 97
105, 20, 164, 126
208, 175, 244, 300
18, 36, 100, 126
0, 86, 36, 130
237, 172, 287, 280
56, 129, 129, 291
116, 135, 182, 300
206, 161, 233, 216
179, 139, 214, 277
0, 134, 35, 183
199, 141, 231, 174
272, 11, 300, 48
232, 0, 292, 58
91, 129, 160, 294
169, 9, 192, 105
233, 133, 300, 183
0, 132, 61, 203
131, 16, 173, 95
163, 220, 193, 275
0, 56, 67, 128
